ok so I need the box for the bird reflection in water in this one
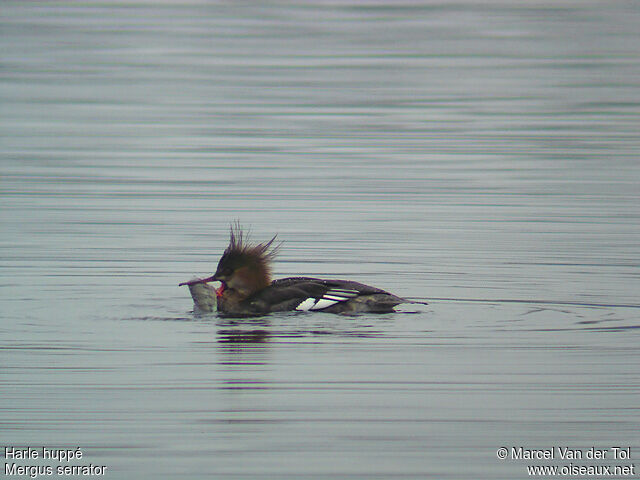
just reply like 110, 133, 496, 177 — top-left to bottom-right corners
217, 327, 270, 345
214, 318, 272, 370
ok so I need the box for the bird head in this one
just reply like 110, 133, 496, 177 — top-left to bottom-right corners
211, 224, 279, 299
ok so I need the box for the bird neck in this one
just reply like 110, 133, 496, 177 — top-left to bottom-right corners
227, 264, 271, 299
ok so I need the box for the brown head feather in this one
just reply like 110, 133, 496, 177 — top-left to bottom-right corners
214, 223, 279, 296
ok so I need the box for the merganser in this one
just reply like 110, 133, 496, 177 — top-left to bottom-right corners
180, 225, 420, 316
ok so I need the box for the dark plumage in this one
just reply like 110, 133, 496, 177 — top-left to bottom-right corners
180, 225, 420, 317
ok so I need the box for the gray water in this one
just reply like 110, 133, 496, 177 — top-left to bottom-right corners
2, 2, 639, 479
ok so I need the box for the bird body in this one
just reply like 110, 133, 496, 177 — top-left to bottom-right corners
180, 225, 418, 317
218, 276, 405, 316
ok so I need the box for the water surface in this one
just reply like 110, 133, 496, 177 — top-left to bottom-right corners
1, 2, 639, 478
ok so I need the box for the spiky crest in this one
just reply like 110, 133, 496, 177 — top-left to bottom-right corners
215, 223, 279, 287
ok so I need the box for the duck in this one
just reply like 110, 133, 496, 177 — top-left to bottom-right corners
180, 225, 421, 316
